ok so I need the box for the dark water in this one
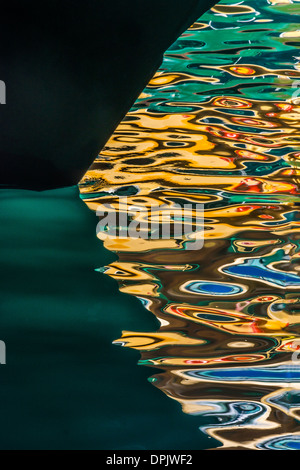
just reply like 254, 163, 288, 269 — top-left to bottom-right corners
79, 0, 300, 450
1, 187, 210, 449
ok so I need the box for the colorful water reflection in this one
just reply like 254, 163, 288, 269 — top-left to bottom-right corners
80, 0, 300, 450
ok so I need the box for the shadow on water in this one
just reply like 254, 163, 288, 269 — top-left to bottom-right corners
80, 0, 300, 450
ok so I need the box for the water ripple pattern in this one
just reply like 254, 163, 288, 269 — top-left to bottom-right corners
80, 0, 300, 450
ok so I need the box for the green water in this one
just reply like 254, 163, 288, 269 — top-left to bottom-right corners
0, 187, 216, 449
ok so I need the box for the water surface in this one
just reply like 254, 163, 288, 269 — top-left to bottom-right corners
80, 0, 300, 450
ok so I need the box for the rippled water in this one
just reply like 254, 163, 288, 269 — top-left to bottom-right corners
80, 0, 300, 450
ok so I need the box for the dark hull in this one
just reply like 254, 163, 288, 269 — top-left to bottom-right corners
0, 0, 217, 190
